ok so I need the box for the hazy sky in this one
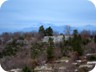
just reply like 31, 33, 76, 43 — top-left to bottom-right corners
0, 0, 96, 29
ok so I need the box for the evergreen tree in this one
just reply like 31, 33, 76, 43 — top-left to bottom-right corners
45, 27, 53, 36
22, 66, 31, 72
47, 38, 54, 60
71, 30, 83, 55
94, 35, 96, 43
31, 43, 41, 59
3, 39, 19, 56
31, 42, 45, 59
39, 25, 45, 37
60, 35, 67, 56
73, 29, 78, 38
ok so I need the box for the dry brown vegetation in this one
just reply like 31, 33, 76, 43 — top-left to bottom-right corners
0, 26, 96, 72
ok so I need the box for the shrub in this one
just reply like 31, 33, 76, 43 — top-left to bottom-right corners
88, 56, 96, 61
22, 66, 31, 72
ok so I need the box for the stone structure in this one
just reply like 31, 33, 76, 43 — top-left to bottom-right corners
42, 35, 71, 43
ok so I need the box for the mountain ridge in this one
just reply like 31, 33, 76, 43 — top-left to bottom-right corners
0, 24, 96, 34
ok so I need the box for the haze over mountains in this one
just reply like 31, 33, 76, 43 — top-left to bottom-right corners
21, 24, 96, 33
0, 23, 96, 34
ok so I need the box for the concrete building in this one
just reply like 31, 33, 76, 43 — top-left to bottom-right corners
42, 35, 72, 43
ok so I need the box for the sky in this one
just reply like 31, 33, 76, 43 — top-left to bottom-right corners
0, 0, 96, 30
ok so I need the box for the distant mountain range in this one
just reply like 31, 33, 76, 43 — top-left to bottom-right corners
22, 24, 96, 33
0, 24, 96, 34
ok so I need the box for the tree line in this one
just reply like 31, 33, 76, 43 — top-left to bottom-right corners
0, 25, 96, 72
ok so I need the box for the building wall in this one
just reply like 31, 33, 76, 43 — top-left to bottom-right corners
42, 35, 71, 43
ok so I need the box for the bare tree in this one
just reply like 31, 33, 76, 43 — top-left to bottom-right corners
80, 30, 91, 39
64, 25, 71, 36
